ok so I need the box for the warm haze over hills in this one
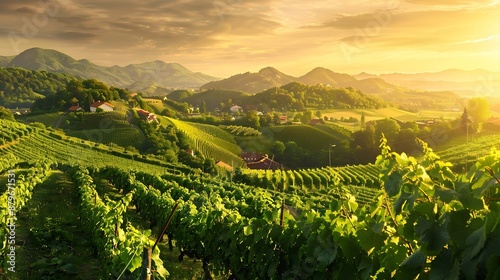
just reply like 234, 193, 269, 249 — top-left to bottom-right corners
0, 0, 498, 77
1, 47, 499, 100
201, 66, 409, 94
0, 48, 220, 91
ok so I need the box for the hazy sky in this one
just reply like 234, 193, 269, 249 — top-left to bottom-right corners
0, 0, 499, 77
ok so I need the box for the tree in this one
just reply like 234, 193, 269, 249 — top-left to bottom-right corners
301, 110, 313, 124
270, 141, 285, 158
200, 101, 207, 114
375, 118, 400, 143
467, 97, 491, 123
315, 110, 322, 119
360, 112, 366, 128
350, 130, 374, 150
244, 110, 260, 129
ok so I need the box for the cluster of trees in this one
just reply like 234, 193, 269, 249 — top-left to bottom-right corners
246, 82, 386, 111
349, 97, 492, 164
31, 79, 131, 112
269, 140, 316, 168
172, 82, 386, 115
0, 68, 73, 108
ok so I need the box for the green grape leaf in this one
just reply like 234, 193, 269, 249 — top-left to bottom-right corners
397, 249, 426, 279
385, 171, 403, 197
429, 249, 459, 280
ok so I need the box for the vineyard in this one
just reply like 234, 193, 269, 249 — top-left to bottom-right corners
434, 133, 500, 171
165, 118, 245, 167
2, 117, 500, 278
219, 125, 262, 136
0, 119, 193, 175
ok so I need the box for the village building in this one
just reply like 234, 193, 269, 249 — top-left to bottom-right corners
230, 105, 242, 114
241, 152, 286, 170
90, 101, 114, 112
68, 105, 84, 112
136, 109, 157, 122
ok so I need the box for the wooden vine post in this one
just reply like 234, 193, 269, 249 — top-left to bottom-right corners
141, 203, 179, 279
280, 198, 285, 227
140, 247, 152, 280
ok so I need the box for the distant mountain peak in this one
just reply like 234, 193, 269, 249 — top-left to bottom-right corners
258, 66, 281, 74
201, 66, 404, 94
3, 47, 219, 92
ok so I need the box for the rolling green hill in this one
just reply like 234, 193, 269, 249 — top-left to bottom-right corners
0, 67, 75, 107
6, 47, 219, 90
170, 89, 250, 111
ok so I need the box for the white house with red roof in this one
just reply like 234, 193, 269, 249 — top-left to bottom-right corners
90, 101, 114, 112
136, 109, 157, 122
68, 105, 84, 112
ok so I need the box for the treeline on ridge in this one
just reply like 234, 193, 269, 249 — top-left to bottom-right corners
172, 82, 387, 112
0, 67, 74, 108
31, 79, 132, 112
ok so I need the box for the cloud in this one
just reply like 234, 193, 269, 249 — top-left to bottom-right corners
14, 6, 40, 14
0, 0, 498, 76
405, 0, 492, 6
54, 31, 98, 41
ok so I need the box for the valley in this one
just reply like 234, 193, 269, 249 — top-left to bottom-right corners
1, 48, 500, 279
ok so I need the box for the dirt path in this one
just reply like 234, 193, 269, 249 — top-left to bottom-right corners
13, 171, 101, 280
53, 114, 65, 129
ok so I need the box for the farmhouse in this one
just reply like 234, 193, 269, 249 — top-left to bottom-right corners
230, 105, 242, 114
68, 105, 84, 112
241, 152, 267, 163
9, 108, 30, 115
309, 118, 325, 125
246, 156, 285, 170
90, 101, 114, 112
241, 152, 286, 170
136, 109, 157, 123
278, 115, 288, 124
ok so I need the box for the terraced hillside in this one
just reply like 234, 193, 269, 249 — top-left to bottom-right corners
0, 119, 192, 175
165, 117, 245, 167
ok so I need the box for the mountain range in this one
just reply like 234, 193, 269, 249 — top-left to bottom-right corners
201, 66, 409, 95
0, 48, 220, 91
1, 48, 498, 99
355, 69, 500, 97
